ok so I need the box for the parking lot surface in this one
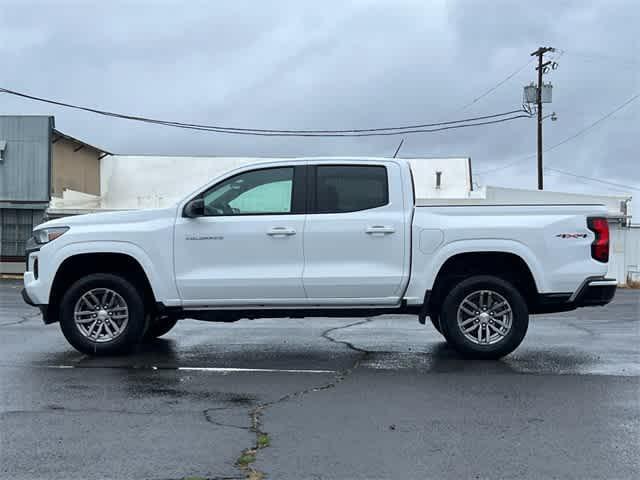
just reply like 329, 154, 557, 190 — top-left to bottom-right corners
1, 279, 639, 479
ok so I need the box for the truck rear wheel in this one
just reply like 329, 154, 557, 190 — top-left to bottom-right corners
59, 273, 146, 356
439, 275, 528, 359
430, 315, 442, 334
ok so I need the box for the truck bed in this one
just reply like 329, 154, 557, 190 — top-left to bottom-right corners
415, 198, 605, 207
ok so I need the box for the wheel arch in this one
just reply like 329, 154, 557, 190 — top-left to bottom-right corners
47, 251, 157, 324
426, 250, 540, 315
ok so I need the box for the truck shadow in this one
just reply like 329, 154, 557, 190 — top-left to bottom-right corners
34, 331, 603, 376
359, 340, 604, 376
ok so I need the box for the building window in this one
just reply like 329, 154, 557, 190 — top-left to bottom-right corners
0, 209, 43, 259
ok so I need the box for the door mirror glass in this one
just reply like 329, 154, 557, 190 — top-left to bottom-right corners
183, 198, 204, 218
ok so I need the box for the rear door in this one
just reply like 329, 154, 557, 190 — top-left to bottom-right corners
302, 162, 407, 304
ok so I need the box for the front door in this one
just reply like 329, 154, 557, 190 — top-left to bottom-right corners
174, 165, 307, 306
302, 163, 407, 304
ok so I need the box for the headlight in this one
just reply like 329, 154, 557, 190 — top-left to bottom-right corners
34, 227, 69, 244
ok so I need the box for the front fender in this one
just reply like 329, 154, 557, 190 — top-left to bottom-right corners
31, 240, 179, 306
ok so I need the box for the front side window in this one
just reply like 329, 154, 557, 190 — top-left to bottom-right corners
315, 165, 388, 213
203, 167, 294, 216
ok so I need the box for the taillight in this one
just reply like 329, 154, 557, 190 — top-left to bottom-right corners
587, 217, 609, 263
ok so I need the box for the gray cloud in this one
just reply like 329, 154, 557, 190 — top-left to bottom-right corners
1, 0, 638, 206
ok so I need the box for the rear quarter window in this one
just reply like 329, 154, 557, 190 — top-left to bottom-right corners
315, 165, 388, 213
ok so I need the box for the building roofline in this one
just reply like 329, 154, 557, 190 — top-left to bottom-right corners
0, 114, 54, 118
52, 129, 112, 156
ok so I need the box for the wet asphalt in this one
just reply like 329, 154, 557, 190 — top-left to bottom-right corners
0, 279, 638, 480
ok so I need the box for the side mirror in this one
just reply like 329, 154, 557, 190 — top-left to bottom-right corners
183, 198, 204, 218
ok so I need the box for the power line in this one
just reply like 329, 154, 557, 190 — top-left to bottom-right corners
455, 59, 534, 112
476, 92, 640, 175
396, 57, 534, 152
0, 86, 530, 137
145, 113, 533, 137
475, 154, 535, 176
543, 93, 640, 153
544, 167, 640, 193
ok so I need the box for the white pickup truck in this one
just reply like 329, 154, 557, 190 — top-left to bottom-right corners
22, 158, 616, 358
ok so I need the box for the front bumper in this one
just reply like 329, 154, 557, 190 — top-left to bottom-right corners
23, 239, 52, 323
21, 287, 37, 307
21, 287, 51, 322
24, 236, 40, 270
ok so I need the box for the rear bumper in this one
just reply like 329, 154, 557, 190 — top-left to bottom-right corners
533, 277, 617, 314
570, 277, 617, 307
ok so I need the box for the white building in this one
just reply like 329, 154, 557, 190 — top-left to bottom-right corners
46, 155, 637, 285
49, 155, 474, 211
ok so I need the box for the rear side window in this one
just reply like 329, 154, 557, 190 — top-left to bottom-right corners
315, 165, 388, 213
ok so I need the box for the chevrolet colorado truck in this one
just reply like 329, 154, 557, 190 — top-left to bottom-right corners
22, 158, 616, 358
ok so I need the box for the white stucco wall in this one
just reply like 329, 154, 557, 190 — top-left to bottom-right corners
100, 156, 258, 209
407, 157, 472, 199
100, 156, 473, 209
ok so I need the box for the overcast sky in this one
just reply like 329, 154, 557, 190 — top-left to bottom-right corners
1, 0, 638, 207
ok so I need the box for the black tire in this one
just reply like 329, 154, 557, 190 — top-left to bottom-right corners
430, 314, 452, 342
439, 275, 528, 359
144, 315, 178, 340
430, 314, 442, 333
59, 273, 146, 356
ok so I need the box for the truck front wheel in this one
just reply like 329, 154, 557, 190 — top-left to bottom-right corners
59, 273, 146, 356
439, 275, 529, 359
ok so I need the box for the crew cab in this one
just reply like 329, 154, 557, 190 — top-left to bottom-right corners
22, 158, 617, 358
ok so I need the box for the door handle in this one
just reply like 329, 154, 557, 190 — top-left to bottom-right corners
365, 225, 395, 235
267, 227, 296, 236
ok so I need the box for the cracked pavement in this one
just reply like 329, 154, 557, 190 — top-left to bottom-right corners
1, 279, 639, 479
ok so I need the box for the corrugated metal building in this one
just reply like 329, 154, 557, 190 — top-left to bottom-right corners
0, 116, 52, 271
0, 115, 109, 273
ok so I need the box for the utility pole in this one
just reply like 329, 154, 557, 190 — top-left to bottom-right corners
530, 46, 555, 190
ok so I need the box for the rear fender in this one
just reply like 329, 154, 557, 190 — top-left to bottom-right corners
402, 239, 546, 304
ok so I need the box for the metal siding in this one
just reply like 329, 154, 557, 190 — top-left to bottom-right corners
0, 116, 51, 202
604, 226, 640, 286
625, 227, 640, 285
607, 225, 626, 284
0, 207, 45, 258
